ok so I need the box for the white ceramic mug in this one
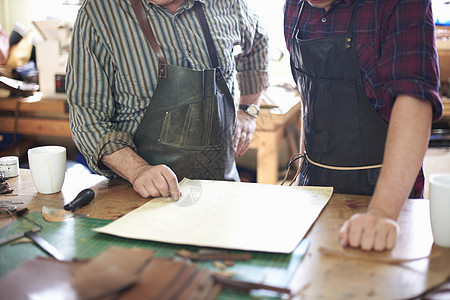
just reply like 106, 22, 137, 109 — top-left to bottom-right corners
27, 146, 67, 194
429, 173, 450, 247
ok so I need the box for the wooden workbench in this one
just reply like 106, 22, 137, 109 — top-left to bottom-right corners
1, 169, 449, 299
248, 87, 301, 184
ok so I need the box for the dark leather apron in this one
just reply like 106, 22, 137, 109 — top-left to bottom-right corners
131, 0, 239, 181
289, 0, 388, 195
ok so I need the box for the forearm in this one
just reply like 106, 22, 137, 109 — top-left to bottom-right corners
101, 146, 149, 183
239, 93, 261, 106
369, 95, 432, 219
102, 147, 181, 199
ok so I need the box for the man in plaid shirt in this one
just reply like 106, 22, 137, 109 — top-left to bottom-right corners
284, 0, 442, 251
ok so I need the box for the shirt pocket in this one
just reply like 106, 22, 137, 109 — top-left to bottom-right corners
356, 42, 378, 100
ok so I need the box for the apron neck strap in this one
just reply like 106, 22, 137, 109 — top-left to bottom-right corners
193, 1, 220, 69
193, 1, 234, 110
291, 0, 360, 50
131, 0, 168, 78
291, 1, 305, 40
345, 0, 359, 49
131, 0, 222, 77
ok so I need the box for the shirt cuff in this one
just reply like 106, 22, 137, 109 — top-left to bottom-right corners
237, 70, 269, 95
91, 131, 136, 178
385, 80, 443, 122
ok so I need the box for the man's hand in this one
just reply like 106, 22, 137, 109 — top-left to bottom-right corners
131, 164, 180, 199
234, 110, 257, 157
338, 208, 399, 251
101, 147, 181, 199
234, 93, 261, 157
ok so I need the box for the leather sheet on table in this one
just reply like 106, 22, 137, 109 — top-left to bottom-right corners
0, 246, 220, 300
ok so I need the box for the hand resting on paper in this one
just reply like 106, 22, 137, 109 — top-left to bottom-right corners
338, 207, 399, 251
130, 164, 181, 200
101, 147, 181, 200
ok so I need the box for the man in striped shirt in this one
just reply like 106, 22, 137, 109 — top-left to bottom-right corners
66, 0, 269, 199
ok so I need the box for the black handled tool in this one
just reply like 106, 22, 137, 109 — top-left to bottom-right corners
63, 188, 95, 212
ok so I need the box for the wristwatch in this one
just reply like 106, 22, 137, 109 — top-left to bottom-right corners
238, 104, 260, 118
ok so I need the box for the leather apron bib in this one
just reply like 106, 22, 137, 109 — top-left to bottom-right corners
132, 0, 239, 181
289, 1, 388, 195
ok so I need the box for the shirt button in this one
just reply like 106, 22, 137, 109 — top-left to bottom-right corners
321, 17, 326, 23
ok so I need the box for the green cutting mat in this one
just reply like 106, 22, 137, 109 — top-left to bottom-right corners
0, 212, 308, 299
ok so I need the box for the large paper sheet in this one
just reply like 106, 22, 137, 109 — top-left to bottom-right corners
94, 179, 333, 253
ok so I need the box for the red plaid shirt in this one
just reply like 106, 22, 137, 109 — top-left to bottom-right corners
284, 0, 443, 198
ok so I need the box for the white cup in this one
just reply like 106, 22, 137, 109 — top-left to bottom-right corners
27, 146, 67, 194
429, 173, 450, 247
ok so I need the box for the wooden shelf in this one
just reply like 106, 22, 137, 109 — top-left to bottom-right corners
0, 116, 71, 137
0, 95, 70, 137
0, 97, 68, 114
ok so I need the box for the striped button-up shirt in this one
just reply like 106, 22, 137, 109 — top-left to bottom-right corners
66, 0, 269, 177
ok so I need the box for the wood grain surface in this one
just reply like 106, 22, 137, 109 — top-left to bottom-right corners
1, 169, 449, 299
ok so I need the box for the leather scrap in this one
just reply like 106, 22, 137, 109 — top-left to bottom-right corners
0, 181, 13, 194
119, 257, 220, 300
0, 257, 80, 299
73, 247, 155, 300
0, 246, 222, 300
176, 249, 252, 261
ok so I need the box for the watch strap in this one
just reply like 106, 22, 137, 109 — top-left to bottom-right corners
238, 104, 259, 117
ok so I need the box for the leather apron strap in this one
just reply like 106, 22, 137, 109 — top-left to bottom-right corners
193, 2, 236, 111
131, 0, 167, 78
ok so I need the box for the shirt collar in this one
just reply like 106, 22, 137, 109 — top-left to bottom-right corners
143, 0, 198, 13
186, 0, 204, 9
330, 0, 355, 6
302, 0, 354, 15
301, 0, 354, 6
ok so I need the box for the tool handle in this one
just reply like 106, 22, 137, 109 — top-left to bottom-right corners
63, 189, 95, 212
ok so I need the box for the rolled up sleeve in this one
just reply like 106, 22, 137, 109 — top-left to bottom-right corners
66, 10, 135, 177
234, 0, 270, 95
378, 0, 442, 121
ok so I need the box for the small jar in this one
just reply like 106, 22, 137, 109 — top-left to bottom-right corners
0, 156, 19, 178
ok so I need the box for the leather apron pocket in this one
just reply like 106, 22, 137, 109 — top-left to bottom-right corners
159, 92, 226, 150
296, 71, 361, 164
134, 66, 237, 181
